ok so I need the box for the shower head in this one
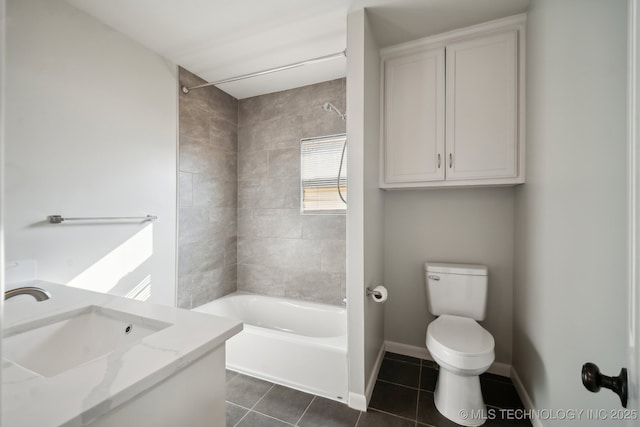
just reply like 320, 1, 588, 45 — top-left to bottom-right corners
322, 102, 346, 120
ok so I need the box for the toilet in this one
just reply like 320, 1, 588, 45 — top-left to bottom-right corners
424, 262, 495, 427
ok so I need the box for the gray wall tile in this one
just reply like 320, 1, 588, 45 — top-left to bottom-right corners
211, 208, 237, 238
237, 264, 285, 296
179, 70, 212, 113
238, 149, 268, 181
238, 237, 321, 271
302, 112, 346, 138
237, 208, 254, 237
268, 238, 322, 271
236, 236, 265, 266
238, 208, 303, 239
225, 236, 237, 266
238, 177, 299, 209
239, 89, 295, 125
178, 268, 217, 309
220, 264, 238, 295
210, 117, 237, 152
179, 172, 193, 207
302, 214, 347, 240
179, 135, 216, 174
179, 207, 223, 245
321, 240, 346, 273
177, 288, 192, 309
192, 173, 237, 208
178, 238, 225, 276
177, 67, 238, 306
179, 103, 210, 141
210, 87, 238, 125
296, 79, 346, 116
179, 135, 207, 174
283, 271, 344, 305
182, 262, 238, 309
179, 72, 346, 307
268, 148, 300, 178
180, 136, 237, 179
190, 267, 225, 308
238, 115, 302, 154
237, 78, 346, 305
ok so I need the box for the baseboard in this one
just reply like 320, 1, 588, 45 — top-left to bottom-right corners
384, 340, 512, 378
348, 392, 367, 411
366, 344, 386, 402
349, 342, 386, 411
487, 362, 511, 378
510, 368, 543, 427
385, 340, 431, 360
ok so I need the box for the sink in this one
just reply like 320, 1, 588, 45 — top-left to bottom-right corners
3, 305, 171, 377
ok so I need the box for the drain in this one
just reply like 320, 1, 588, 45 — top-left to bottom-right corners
124, 324, 133, 334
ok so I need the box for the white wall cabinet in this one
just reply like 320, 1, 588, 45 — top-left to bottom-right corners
383, 47, 445, 184
380, 15, 525, 189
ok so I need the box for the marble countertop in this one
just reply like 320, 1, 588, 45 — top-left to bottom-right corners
2, 281, 243, 427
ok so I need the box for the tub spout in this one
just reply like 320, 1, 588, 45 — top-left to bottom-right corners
5, 287, 51, 301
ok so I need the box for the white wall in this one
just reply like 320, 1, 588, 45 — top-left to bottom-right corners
384, 188, 515, 365
346, 8, 386, 409
361, 8, 386, 402
630, 0, 640, 413
513, 0, 628, 423
5, 0, 177, 305
1, 0, 6, 392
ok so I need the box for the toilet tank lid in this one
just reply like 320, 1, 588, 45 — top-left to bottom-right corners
424, 262, 487, 276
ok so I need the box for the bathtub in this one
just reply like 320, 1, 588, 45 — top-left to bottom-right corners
193, 292, 348, 402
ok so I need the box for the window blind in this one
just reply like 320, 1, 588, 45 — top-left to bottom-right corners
300, 134, 347, 213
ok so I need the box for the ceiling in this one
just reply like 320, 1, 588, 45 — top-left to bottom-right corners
65, 0, 530, 99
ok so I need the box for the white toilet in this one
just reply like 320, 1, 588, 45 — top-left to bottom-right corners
424, 262, 495, 427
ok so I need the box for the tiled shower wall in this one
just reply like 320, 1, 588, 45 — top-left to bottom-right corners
177, 67, 238, 308
178, 72, 346, 307
237, 79, 347, 305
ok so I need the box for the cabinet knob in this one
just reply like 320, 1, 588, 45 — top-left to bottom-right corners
449, 153, 453, 168
437, 154, 441, 168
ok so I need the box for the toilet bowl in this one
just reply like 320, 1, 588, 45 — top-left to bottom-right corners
426, 314, 495, 426
424, 262, 494, 426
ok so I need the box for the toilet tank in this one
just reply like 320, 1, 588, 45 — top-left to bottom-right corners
424, 262, 488, 321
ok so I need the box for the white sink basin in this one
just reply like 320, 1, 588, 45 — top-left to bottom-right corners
3, 305, 171, 377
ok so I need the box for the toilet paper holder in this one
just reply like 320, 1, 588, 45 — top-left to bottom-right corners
366, 286, 388, 303
366, 287, 382, 298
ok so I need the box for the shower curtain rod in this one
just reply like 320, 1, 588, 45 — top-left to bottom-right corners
181, 49, 346, 94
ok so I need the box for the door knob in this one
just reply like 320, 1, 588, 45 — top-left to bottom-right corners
581, 362, 628, 408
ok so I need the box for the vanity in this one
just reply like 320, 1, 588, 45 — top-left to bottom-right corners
2, 282, 242, 426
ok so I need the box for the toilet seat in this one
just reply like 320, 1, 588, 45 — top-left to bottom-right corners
426, 314, 495, 371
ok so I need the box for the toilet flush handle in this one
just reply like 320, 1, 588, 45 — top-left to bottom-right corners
427, 275, 440, 281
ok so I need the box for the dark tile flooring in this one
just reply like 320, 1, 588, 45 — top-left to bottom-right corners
226, 352, 532, 426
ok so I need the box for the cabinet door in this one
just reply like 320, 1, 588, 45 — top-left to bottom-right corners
446, 30, 518, 180
383, 47, 445, 184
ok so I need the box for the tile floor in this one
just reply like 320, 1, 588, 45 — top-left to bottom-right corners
226, 352, 532, 426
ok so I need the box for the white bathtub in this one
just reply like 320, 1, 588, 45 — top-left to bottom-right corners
193, 292, 348, 402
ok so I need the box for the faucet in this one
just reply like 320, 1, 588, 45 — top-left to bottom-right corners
4, 287, 51, 301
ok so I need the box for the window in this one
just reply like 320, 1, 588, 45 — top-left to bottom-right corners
300, 134, 347, 214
